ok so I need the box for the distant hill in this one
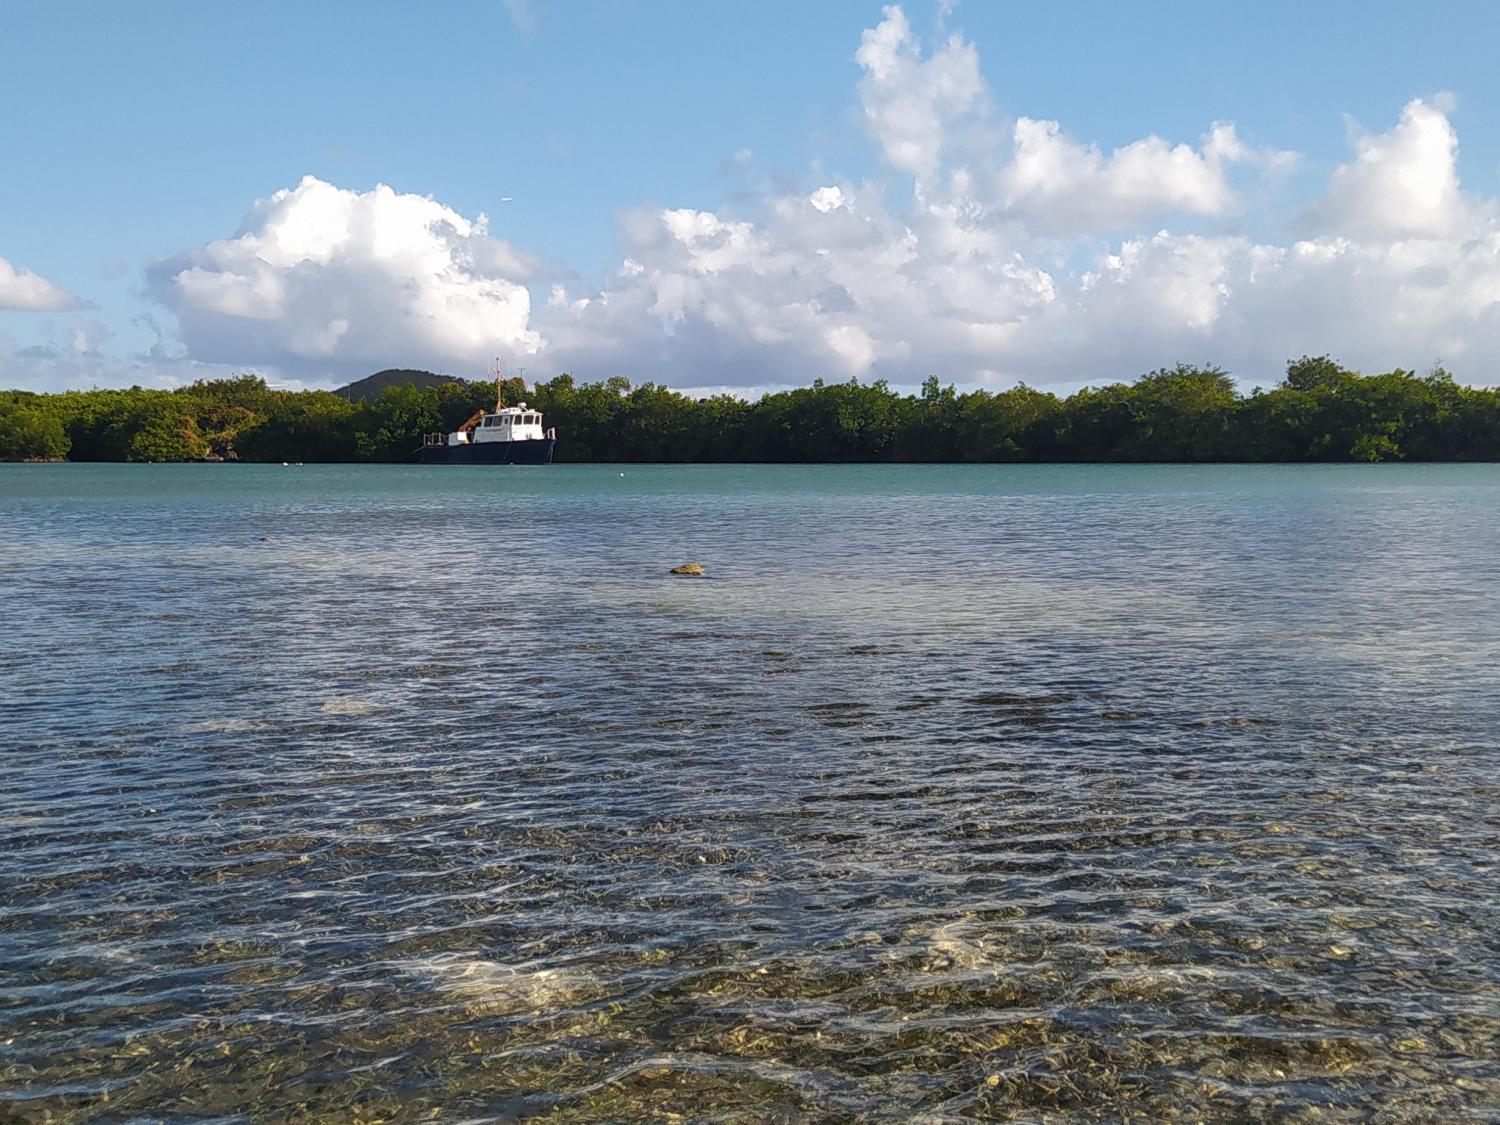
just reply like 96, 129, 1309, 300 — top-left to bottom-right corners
333, 369, 461, 401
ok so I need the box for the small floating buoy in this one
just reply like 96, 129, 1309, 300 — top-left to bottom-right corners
669, 562, 705, 577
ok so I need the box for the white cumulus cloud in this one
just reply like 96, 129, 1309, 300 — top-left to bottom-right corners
998, 120, 1251, 235
1317, 96, 1469, 238
148, 175, 541, 376
855, 5, 986, 184
535, 184, 1058, 384
0, 256, 82, 311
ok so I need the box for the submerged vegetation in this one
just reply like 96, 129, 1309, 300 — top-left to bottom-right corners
3, 356, 1499, 463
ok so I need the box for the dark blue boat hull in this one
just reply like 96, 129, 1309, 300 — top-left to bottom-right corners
419, 438, 556, 465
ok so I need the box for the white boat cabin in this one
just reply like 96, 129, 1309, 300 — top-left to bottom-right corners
445, 403, 550, 446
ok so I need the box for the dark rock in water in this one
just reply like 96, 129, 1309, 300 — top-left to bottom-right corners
669, 563, 705, 576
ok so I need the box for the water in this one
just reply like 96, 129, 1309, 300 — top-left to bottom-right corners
2, 463, 1498, 1121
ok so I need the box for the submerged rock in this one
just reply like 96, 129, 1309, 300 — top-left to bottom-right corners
669, 562, 706, 576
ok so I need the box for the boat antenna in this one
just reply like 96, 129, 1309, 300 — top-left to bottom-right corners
494, 357, 503, 412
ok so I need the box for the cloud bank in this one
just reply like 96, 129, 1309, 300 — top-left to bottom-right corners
142, 6, 1500, 388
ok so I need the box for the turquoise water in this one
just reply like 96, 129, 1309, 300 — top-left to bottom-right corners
2, 463, 1498, 1120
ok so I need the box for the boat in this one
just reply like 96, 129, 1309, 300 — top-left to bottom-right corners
419, 362, 557, 465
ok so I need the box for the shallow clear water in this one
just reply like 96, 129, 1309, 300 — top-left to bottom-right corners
1, 463, 1498, 1121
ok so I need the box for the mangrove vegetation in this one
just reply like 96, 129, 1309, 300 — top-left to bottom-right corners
3, 356, 1499, 463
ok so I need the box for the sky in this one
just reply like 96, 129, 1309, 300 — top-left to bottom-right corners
5, 0, 1500, 395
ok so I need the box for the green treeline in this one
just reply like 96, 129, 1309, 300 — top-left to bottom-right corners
3, 356, 1500, 463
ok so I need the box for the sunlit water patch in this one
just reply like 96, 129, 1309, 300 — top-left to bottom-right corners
1, 463, 1498, 1120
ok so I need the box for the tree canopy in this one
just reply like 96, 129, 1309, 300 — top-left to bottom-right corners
2, 357, 1498, 463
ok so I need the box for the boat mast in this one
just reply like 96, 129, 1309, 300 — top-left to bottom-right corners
493, 357, 503, 413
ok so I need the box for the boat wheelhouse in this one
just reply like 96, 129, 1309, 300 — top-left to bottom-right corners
420, 363, 557, 465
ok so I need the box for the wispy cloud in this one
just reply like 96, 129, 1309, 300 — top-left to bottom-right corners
501, 0, 535, 34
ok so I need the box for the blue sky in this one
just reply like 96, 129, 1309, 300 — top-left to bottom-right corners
4, 1, 1500, 393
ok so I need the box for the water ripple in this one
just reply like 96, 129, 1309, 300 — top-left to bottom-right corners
1, 463, 1498, 1121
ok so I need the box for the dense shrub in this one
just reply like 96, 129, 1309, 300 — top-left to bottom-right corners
2, 358, 1497, 463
